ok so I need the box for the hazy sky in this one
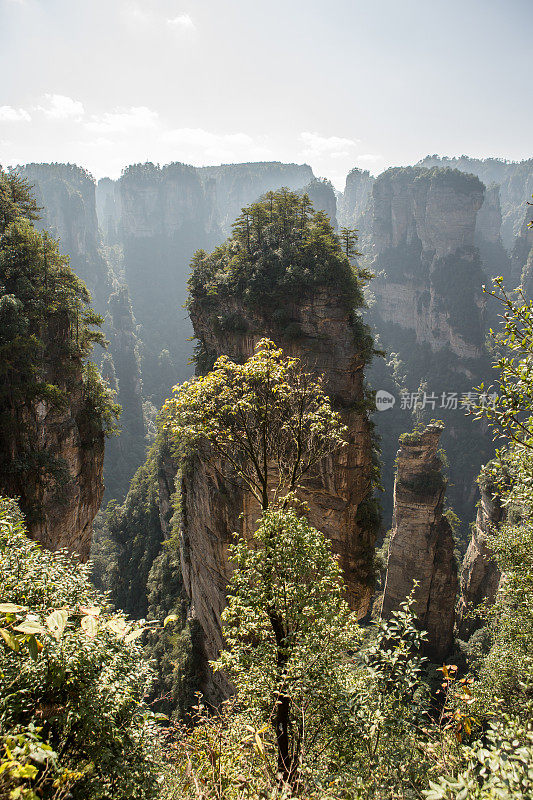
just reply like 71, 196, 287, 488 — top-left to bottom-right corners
1, 0, 531, 189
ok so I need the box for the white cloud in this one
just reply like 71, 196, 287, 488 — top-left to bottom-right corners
86, 106, 160, 134
300, 132, 360, 158
0, 105, 31, 122
37, 94, 85, 120
161, 127, 272, 164
166, 13, 195, 30
357, 153, 383, 164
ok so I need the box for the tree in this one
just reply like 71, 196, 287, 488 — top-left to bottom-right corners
475, 276, 533, 452
340, 226, 361, 261
213, 506, 360, 789
162, 339, 346, 510
186, 187, 369, 315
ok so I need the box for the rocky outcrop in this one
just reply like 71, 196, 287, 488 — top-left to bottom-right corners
183, 288, 377, 672
456, 476, 503, 640
381, 424, 458, 662
302, 178, 338, 227
0, 326, 105, 561
339, 168, 374, 228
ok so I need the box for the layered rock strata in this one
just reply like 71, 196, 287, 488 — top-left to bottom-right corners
182, 288, 377, 670
369, 167, 486, 360
381, 424, 458, 662
456, 477, 503, 640
0, 327, 105, 561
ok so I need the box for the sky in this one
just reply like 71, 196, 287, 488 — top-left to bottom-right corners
1, 0, 531, 190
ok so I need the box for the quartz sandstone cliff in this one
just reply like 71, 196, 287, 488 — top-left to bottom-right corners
181, 288, 377, 668
0, 322, 105, 561
381, 424, 458, 662
369, 167, 486, 361
456, 477, 503, 640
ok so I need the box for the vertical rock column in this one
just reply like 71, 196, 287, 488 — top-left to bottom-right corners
456, 475, 503, 640
381, 424, 458, 662
182, 288, 377, 672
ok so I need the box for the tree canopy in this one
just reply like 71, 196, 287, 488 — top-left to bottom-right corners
187, 187, 367, 311
162, 339, 346, 509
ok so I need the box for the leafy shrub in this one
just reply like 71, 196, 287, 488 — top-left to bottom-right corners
0, 496, 164, 800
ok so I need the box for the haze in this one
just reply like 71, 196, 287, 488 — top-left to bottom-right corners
1, 0, 531, 188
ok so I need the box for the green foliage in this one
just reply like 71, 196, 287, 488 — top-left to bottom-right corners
424, 714, 533, 800
214, 506, 361, 789
345, 592, 435, 796
0, 496, 164, 800
187, 188, 366, 313
475, 277, 533, 453
163, 339, 347, 510
0, 166, 120, 510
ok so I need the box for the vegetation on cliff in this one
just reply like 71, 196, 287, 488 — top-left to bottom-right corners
163, 339, 347, 510
0, 168, 119, 521
187, 188, 367, 313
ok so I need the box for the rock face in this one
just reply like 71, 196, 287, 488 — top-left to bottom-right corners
381, 424, 458, 662
365, 166, 493, 536
302, 178, 338, 228
19, 164, 112, 311
338, 168, 374, 227
118, 162, 223, 404
197, 162, 314, 235
96, 177, 122, 245
474, 184, 513, 287
0, 323, 105, 561
417, 155, 533, 249
513, 206, 533, 297
182, 289, 377, 673
101, 287, 146, 500
369, 167, 485, 360
456, 477, 503, 640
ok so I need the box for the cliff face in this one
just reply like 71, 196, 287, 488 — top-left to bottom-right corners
119, 162, 223, 404
302, 178, 338, 228
183, 288, 377, 668
365, 166, 493, 535
20, 163, 147, 502
338, 168, 374, 228
1, 320, 105, 561
381, 424, 458, 662
456, 478, 503, 640
19, 164, 112, 311
513, 206, 533, 297
197, 162, 314, 235
474, 184, 513, 287
369, 167, 485, 360
417, 156, 533, 248
96, 177, 122, 246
